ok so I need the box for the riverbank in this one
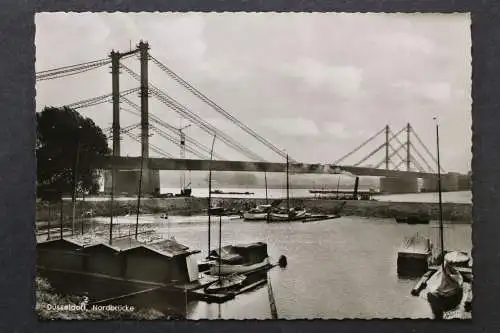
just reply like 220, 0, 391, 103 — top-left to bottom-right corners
36, 196, 472, 224
35, 276, 174, 320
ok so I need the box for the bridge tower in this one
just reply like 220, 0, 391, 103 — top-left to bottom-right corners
137, 40, 160, 196
335, 123, 441, 194
104, 41, 160, 196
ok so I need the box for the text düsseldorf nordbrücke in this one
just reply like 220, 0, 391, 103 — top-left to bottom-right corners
45, 304, 135, 312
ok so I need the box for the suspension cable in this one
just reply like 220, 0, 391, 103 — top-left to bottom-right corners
149, 54, 295, 162
149, 124, 209, 160
64, 87, 139, 110
36, 60, 111, 81
121, 97, 226, 160
122, 131, 174, 158
353, 143, 386, 167
334, 127, 386, 165
119, 63, 265, 161
410, 143, 434, 172
410, 126, 445, 172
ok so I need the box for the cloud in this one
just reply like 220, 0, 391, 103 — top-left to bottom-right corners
374, 31, 435, 55
260, 117, 320, 137
393, 80, 452, 103
324, 122, 366, 139
281, 58, 363, 98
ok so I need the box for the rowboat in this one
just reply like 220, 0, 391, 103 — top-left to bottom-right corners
209, 257, 271, 275
243, 204, 272, 221
269, 208, 308, 222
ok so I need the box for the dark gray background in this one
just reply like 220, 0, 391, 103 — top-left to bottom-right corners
0, 0, 496, 332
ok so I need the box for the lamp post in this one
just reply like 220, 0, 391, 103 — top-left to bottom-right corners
71, 116, 83, 236
433, 117, 445, 268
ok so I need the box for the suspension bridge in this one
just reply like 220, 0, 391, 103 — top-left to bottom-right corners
36, 40, 470, 195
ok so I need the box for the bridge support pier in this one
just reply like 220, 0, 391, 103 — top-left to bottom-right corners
422, 173, 467, 192
104, 169, 160, 196
379, 175, 419, 194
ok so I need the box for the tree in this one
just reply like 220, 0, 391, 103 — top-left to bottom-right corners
36, 106, 110, 201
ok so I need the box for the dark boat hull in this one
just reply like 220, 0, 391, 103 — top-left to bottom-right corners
427, 287, 464, 319
395, 216, 430, 224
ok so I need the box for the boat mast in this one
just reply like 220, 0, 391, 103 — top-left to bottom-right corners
218, 214, 222, 282
336, 177, 340, 199
286, 153, 290, 221
434, 117, 445, 268
264, 171, 269, 204
135, 146, 145, 239
207, 134, 216, 257
109, 168, 115, 244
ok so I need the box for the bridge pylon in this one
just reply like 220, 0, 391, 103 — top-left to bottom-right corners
106, 40, 160, 196
334, 123, 442, 174
334, 123, 444, 194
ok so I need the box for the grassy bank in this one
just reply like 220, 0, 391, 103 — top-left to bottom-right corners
36, 276, 178, 320
36, 197, 472, 224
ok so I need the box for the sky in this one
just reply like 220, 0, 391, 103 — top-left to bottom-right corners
35, 12, 472, 174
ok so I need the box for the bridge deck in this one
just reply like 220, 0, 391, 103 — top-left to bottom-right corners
94, 156, 441, 178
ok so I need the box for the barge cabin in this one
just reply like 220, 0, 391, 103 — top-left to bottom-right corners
37, 236, 201, 285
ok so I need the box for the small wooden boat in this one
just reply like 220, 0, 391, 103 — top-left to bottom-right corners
426, 257, 464, 319
209, 257, 271, 275
205, 274, 246, 293
243, 204, 272, 221
269, 207, 308, 222
397, 234, 432, 277
208, 242, 271, 275
395, 214, 430, 224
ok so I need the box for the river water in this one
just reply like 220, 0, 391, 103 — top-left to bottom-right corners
87, 213, 471, 319
161, 188, 472, 204
48, 190, 472, 318
75, 189, 471, 204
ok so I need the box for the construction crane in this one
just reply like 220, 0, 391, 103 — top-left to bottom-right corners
178, 122, 192, 196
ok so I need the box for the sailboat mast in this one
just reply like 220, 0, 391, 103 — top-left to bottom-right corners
207, 135, 216, 256
286, 153, 290, 221
218, 214, 222, 281
109, 168, 115, 245
435, 120, 445, 268
135, 151, 144, 239
264, 171, 268, 204
336, 177, 340, 199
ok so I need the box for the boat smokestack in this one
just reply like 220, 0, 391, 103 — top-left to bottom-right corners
353, 176, 360, 200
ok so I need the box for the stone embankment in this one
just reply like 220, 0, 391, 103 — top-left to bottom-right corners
36, 197, 472, 224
